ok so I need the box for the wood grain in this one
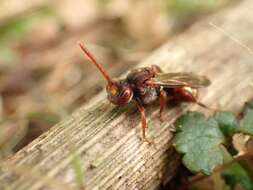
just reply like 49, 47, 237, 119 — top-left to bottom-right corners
1, 1, 253, 189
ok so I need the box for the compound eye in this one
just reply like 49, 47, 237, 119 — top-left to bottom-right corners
119, 88, 133, 103
109, 85, 118, 96
120, 89, 130, 98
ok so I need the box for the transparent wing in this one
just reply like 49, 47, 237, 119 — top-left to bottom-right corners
151, 72, 211, 88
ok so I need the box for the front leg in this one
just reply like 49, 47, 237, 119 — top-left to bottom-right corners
135, 100, 153, 144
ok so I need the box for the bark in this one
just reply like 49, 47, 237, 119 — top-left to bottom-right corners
1, 1, 253, 189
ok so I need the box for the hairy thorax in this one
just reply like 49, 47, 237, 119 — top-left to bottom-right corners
126, 66, 161, 105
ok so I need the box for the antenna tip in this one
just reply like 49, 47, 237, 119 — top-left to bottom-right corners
77, 41, 112, 84
77, 41, 84, 48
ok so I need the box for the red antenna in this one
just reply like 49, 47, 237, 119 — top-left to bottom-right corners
78, 42, 113, 85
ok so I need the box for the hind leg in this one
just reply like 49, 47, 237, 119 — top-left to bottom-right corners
159, 89, 167, 120
135, 100, 153, 144
181, 87, 215, 111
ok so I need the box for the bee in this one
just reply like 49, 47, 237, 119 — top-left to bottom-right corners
79, 43, 211, 143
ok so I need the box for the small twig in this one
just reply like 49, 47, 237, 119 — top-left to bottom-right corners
209, 22, 253, 56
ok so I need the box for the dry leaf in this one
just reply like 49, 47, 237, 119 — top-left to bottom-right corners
22, 18, 60, 47
55, 0, 99, 31
232, 133, 253, 156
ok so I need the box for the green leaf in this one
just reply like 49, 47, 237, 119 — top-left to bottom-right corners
0, 47, 18, 64
222, 162, 253, 190
174, 112, 229, 175
27, 112, 60, 125
167, 0, 231, 15
0, 7, 54, 45
214, 111, 238, 137
238, 105, 253, 135
71, 154, 84, 187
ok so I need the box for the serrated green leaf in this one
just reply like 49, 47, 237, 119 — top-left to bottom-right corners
174, 112, 229, 175
214, 111, 238, 137
222, 162, 253, 190
238, 108, 253, 135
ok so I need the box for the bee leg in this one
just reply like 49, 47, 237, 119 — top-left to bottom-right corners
159, 89, 167, 121
135, 101, 153, 144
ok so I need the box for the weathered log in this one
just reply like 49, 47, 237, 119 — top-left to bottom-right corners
1, 1, 253, 189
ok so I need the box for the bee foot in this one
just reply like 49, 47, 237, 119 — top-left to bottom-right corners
141, 136, 154, 145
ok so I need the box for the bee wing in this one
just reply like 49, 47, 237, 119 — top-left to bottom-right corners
151, 72, 211, 88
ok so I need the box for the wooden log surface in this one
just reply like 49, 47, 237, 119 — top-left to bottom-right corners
1, 0, 253, 189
